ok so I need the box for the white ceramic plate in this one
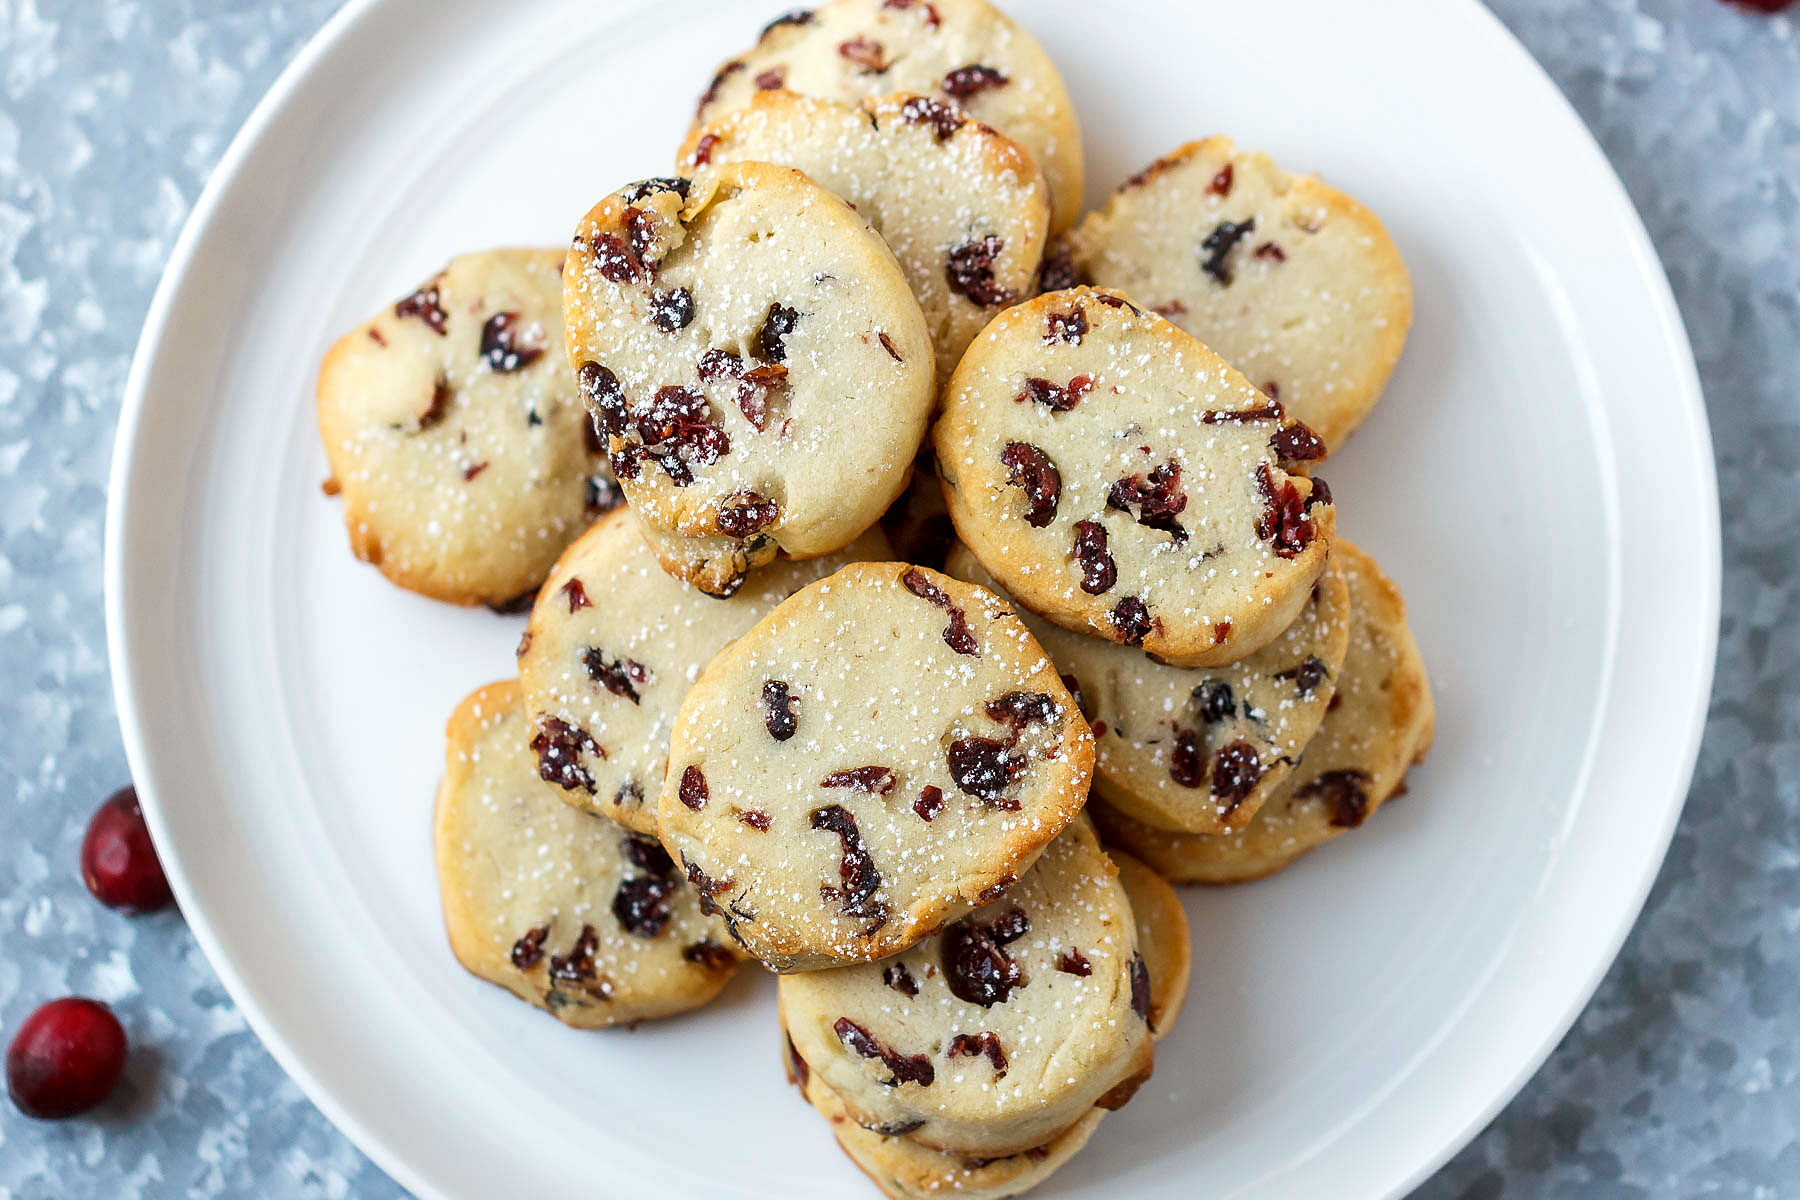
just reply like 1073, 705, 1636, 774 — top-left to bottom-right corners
105, 1, 1718, 1196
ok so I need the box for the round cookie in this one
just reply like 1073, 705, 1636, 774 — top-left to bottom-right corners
1049, 136, 1413, 453
564, 165, 934, 596
1112, 850, 1190, 1038
517, 508, 891, 835
935, 286, 1337, 667
692, 0, 1083, 234
682, 89, 1049, 373
785, 1015, 1105, 1200
317, 248, 620, 607
1090, 541, 1434, 884
433, 681, 742, 1027
778, 817, 1152, 1156
657, 561, 1092, 972
946, 544, 1352, 834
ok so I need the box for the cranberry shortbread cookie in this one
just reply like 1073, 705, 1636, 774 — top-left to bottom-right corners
947, 544, 1351, 834
564, 165, 934, 596
434, 682, 742, 1028
692, 0, 1083, 234
778, 817, 1151, 1156
1051, 137, 1413, 452
656, 562, 1092, 972
517, 508, 892, 835
935, 286, 1337, 667
1091, 541, 1434, 883
1113, 849, 1190, 1037
681, 89, 1049, 373
317, 248, 619, 607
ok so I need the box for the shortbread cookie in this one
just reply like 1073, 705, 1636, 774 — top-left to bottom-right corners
682, 89, 1049, 372
779, 818, 1151, 1156
517, 508, 891, 835
881, 454, 955, 571
1112, 850, 1189, 1037
947, 544, 1351, 834
564, 165, 934, 596
935, 286, 1337, 667
657, 562, 1092, 972
692, 0, 1083, 234
317, 248, 619, 607
785, 1014, 1105, 1200
434, 681, 742, 1027
1091, 542, 1434, 883
1051, 137, 1413, 452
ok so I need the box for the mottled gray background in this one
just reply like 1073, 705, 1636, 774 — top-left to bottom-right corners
0, 0, 1792, 1196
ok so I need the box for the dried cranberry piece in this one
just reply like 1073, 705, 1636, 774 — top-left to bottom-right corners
514, 629, 534, 657
585, 474, 625, 516
1201, 402, 1284, 425
6, 998, 127, 1119
754, 67, 786, 90
559, 578, 590, 612
650, 288, 695, 333
942, 64, 1009, 99
1107, 461, 1189, 542
787, 1034, 811, 1087
914, 785, 945, 821
1208, 163, 1234, 196
623, 833, 676, 875
676, 942, 731, 975
1057, 949, 1092, 977
1017, 373, 1094, 412
810, 804, 888, 927
883, 963, 919, 997
738, 808, 772, 832
757, 303, 802, 362
682, 856, 733, 901
461, 460, 489, 482
691, 132, 721, 166
531, 718, 599, 793
1211, 741, 1263, 813
1255, 463, 1316, 558
613, 874, 680, 938
511, 924, 550, 970
590, 231, 645, 285
1072, 521, 1117, 594
1169, 728, 1206, 789
900, 567, 979, 656
717, 491, 780, 537
883, 0, 941, 25
834, 1018, 934, 1086
548, 925, 601, 986
80, 787, 172, 913
406, 376, 451, 432
985, 691, 1056, 730
900, 95, 963, 140
623, 207, 659, 264
1307, 476, 1333, 511
762, 8, 814, 34
1200, 218, 1256, 285
877, 332, 903, 362
999, 442, 1061, 528
698, 347, 743, 380
945, 736, 1023, 808
1275, 657, 1327, 694
735, 362, 788, 431
941, 908, 1029, 1006
394, 283, 447, 334
1035, 246, 1085, 294
945, 235, 1018, 307
1129, 952, 1151, 1021
1301, 769, 1373, 827
583, 648, 651, 703
678, 765, 709, 811
1045, 307, 1087, 345
637, 386, 729, 485
479, 311, 544, 373
578, 361, 630, 437
1270, 421, 1327, 463
1253, 241, 1286, 262
821, 767, 898, 795
947, 1031, 1008, 1073
838, 35, 887, 72
1059, 673, 1091, 721
698, 60, 744, 112
1110, 596, 1156, 646
761, 680, 799, 741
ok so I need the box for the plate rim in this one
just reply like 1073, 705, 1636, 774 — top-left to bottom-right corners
102, 1, 1722, 1197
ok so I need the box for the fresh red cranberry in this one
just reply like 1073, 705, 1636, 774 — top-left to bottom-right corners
7, 998, 127, 1119
81, 787, 172, 913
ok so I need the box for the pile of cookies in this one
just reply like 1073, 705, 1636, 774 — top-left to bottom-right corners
315, 1, 1434, 1193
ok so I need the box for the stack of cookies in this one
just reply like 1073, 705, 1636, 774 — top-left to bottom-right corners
314, 1, 1434, 1193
